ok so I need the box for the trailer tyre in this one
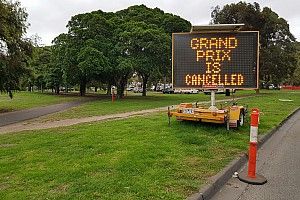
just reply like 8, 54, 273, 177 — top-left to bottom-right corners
225, 116, 230, 130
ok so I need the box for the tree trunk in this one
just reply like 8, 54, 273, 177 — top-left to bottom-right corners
55, 85, 60, 95
28, 84, 32, 92
154, 82, 158, 91
117, 85, 124, 99
80, 81, 86, 96
117, 78, 127, 99
142, 76, 148, 96
95, 87, 98, 93
163, 76, 166, 90
107, 83, 112, 95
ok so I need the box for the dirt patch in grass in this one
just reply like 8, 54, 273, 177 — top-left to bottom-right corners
0, 144, 16, 148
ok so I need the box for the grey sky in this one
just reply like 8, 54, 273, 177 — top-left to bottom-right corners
19, 0, 300, 45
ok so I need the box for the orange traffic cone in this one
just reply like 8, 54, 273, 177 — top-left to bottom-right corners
238, 108, 267, 185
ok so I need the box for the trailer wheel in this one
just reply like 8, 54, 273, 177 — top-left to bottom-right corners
225, 116, 230, 130
238, 111, 245, 127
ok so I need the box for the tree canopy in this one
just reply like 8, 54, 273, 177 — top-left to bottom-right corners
16, 2, 299, 98
291, 42, 300, 85
0, 0, 32, 97
211, 1, 297, 85
48, 5, 190, 97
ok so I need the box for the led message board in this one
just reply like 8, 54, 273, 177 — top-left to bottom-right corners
172, 31, 259, 89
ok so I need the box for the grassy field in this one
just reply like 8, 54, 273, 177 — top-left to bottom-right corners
0, 92, 81, 113
0, 90, 299, 199
35, 90, 256, 121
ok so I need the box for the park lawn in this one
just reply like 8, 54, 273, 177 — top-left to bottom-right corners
0, 90, 299, 199
36, 90, 256, 122
0, 92, 81, 113
236, 90, 300, 133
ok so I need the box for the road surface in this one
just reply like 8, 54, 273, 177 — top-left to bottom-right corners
211, 109, 300, 200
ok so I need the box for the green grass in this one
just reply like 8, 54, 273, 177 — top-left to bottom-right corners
0, 92, 80, 113
0, 115, 248, 200
37, 90, 256, 121
0, 90, 299, 199
235, 90, 300, 134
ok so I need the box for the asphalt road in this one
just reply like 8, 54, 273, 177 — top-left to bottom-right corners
0, 100, 86, 127
211, 109, 300, 200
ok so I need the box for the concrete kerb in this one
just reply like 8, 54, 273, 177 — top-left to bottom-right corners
187, 154, 248, 200
187, 107, 300, 200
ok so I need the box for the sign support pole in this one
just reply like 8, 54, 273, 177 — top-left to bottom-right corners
208, 90, 218, 111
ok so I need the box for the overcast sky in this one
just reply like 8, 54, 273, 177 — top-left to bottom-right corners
19, 0, 300, 45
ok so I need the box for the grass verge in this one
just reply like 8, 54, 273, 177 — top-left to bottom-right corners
0, 90, 299, 199
0, 92, 80, 113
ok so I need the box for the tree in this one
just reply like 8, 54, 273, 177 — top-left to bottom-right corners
292, 66, 300, 86
30, 46, 52, 92
56, 12, 113, 96
0, 0, 32, 97
51, 34, 71, 94
77, 46, 109, 96
51, 5, 191, 97
160, 13, 191, 88
291, 42, 300, 85
118, 22, 170, 96
115, 5, 190, 96
211, 2, 297, 85
113, 57, 134, 98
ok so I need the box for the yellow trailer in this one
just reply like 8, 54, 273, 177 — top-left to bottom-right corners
168, 91, 246, 129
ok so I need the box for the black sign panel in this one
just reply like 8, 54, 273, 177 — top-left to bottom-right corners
172, 32, 259, 89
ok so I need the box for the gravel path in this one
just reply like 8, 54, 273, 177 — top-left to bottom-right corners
0, 100, 90, 127
0, 96, 251, 134
0, 106, 171, 134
